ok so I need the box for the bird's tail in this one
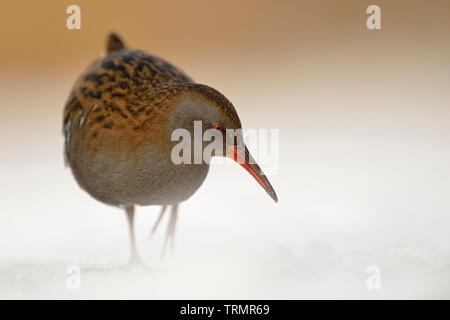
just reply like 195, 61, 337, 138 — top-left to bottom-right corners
106, 32, 126, 54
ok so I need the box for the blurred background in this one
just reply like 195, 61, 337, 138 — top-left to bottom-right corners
1, 0, 450, 298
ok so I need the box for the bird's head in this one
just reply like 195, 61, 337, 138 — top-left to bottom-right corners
165, 84, 278, 202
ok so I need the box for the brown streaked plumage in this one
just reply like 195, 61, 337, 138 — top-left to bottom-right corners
63, 33, 277, 264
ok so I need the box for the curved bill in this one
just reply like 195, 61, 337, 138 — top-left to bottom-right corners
227, 145, 278, 202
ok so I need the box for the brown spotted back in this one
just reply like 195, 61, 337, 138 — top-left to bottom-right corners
62, 49, 194, 159
63, 49, 193, 129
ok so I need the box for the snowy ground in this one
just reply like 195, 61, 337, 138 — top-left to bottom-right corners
1, 72, 450, 299
1, 132, 449, 299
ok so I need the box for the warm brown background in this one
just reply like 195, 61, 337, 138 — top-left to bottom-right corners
2, 0, 450, 73
1, 0, 450, 132
1, 1, 450, 298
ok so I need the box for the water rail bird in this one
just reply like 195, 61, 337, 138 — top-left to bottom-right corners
63, 33, 278, 264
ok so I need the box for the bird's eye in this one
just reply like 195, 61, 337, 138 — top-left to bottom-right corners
212, 124, 224, 133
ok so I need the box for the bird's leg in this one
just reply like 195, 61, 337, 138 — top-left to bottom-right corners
162, 204, 178, 258
148, 205, 167, 238
125, 205, 141, 264
168, 204, 178, 250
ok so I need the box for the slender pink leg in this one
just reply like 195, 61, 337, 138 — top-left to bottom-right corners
148, 205, 167, 238
125, 205, 141, 264
162, 204, 178, 258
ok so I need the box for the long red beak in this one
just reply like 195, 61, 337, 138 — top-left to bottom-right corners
227, 145, 278, 202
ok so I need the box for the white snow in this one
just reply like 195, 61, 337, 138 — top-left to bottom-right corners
1, 74, 450, 299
